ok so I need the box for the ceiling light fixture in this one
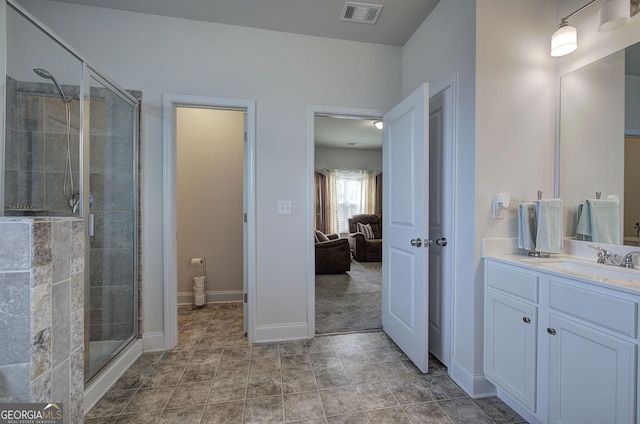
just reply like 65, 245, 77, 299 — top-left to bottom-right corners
598, 0, 630, 32
373, 120, 383, 129
550, 0, 597, 57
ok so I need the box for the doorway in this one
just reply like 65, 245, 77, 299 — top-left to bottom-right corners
313, 114, 383, 334
163, 95, 256, 349
307, 77, 456, 369
175, 107, 244, 308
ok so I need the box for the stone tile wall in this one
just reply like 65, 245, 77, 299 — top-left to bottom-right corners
0, 217, 84, 423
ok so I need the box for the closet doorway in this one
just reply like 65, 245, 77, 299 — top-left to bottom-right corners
163, 95, 257, 348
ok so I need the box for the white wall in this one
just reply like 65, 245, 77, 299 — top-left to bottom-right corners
314, 146, 382, 171
17, 0, 403, 340
402, 0, 482, 394
176, 108, 244, 303
474, 0, 557, 394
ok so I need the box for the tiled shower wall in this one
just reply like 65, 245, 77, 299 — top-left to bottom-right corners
0, 217, 84, 424
4, 76, 81, 216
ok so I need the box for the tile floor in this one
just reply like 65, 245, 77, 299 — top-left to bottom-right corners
85, 303, 526, 423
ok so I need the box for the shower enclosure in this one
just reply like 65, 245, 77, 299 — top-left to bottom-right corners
2, 2, 140, 384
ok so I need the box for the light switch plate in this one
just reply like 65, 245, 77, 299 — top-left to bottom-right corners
277, 200, 292, 215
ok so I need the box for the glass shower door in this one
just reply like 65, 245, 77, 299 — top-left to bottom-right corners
85, 70, 138, 382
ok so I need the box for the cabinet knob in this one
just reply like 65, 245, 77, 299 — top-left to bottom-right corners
522, 317, 531, 324
547, 328, 556, 335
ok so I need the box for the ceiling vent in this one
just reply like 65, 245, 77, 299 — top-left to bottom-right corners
340, 2, 383, 24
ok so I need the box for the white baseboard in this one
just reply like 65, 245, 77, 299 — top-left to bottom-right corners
449, 358, 496, 398
177, 290, 243, 305
496, 388, 543, 424
142, 331, 166, 352
254, 322, 310, 343
84, 339, 142, 415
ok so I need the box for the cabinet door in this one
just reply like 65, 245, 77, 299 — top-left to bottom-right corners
485, 289, 537, 410
548, 314, 636, 424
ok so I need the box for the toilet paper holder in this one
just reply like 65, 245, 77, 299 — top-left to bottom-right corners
190, 257, 207, 308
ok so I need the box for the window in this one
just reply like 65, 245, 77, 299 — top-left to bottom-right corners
334, 170, 370, 233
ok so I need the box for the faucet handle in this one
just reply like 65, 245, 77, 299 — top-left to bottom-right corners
621, 251, 640, 269
588, 245, 609, 263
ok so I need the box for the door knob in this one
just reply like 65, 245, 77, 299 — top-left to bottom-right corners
410, 238, 422, 247
436, 237, 448, 247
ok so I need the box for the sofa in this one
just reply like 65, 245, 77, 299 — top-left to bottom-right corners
315, 230, 351, 274
348, 214, 382, 262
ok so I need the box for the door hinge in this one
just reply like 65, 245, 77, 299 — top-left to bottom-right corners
243, 293, 248, 303
243, 212, 247, 223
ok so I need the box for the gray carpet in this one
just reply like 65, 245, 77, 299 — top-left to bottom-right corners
315, 261, 382, 334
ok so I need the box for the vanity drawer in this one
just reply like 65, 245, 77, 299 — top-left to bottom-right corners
486, 262, 538, 302
549, 280, 637, 338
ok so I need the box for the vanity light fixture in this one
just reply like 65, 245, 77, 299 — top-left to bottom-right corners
552, 0, 637, 56
598, 0, 631, 32
373, 120, 383, 129
551, 0, 597, 57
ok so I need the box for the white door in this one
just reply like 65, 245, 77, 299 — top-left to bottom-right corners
428, 91, 448, 366
382, 83, 430, 372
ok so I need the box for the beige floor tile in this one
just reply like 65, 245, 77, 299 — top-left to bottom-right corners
86, 307, 523, 424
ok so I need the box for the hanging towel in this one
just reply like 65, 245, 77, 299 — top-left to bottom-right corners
587, 199, 620, 244
575, 203, 592, 241
518, 203, 537, 251
536, 199, 563, 253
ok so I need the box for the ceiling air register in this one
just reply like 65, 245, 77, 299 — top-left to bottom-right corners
340, 2, 383, 24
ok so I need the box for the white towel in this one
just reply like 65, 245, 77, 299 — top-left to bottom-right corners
518, 203, 537, 251
587, 199, 620, 244
536, 199, 563, 253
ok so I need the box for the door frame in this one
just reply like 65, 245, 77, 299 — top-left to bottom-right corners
162, 94, 257, 348
306, 104, 385, 337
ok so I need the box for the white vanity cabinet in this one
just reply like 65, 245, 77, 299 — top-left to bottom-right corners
484, 259, 640, 424
547, 279, 637, 424
485, 263, 538, 411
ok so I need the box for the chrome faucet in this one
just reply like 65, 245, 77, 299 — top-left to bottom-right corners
588, 245, 621, 265
589, 245, 640, 268
620, 251, 640, 269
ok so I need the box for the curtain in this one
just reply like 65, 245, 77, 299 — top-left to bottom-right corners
314, 171, 339, 234
315, 169, 381, 235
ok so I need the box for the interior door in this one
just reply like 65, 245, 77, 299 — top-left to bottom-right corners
382, 83, 429, 372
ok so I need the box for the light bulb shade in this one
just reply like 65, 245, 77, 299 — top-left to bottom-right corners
373, 120, 383, 129
550, 25, 577, 57
598, 0, 630, 32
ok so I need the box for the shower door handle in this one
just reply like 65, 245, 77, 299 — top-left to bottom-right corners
88, 213, 95, 237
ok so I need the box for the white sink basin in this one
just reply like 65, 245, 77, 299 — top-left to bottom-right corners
526, 258, 640, 284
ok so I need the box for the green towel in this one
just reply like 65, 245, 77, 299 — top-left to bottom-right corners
588, 199, 620, 244
518, 203, 537, 251
536, 199, 563, 253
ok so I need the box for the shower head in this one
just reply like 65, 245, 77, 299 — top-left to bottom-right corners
33, 68, 68, 101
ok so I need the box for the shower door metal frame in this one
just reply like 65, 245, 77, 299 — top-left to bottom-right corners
82, 65, 140, 383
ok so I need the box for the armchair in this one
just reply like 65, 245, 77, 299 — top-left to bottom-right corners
315, 230, 351, 274
348, 214, 382, 262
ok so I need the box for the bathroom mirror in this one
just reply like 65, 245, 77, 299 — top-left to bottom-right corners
559, 41, 640, 246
